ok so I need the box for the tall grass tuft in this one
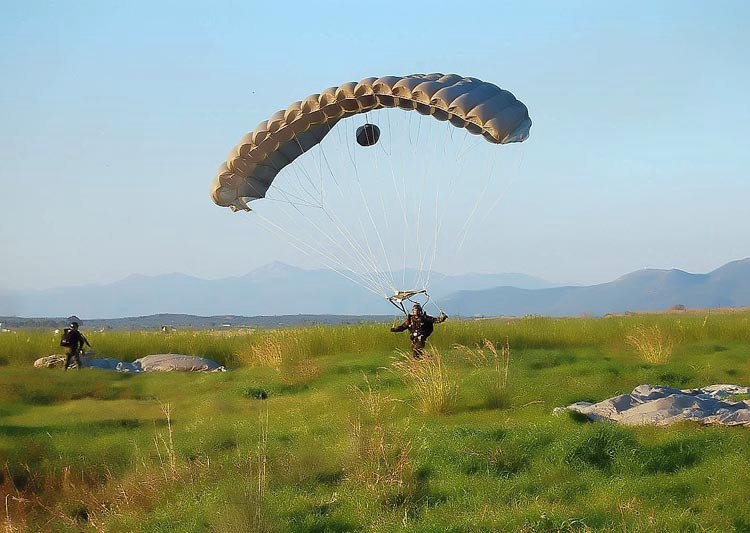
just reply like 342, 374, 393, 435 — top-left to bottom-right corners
252, 402, 269, 531
154, 403, 178, 481
390, 347, 458, 415
2, 468, 29, 532
625, 324, 674, 365
347, 378, 412, 491
235, 333, 285, 368
455, 338, 511, 408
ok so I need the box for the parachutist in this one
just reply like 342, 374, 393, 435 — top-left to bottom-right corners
356, 123, 380, 147
391, 303, 448, 359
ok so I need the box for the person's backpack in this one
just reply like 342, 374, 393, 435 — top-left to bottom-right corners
60, 328, 76, 348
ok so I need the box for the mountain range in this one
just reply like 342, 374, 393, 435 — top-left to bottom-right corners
1, 259, 748, 320
442, 258, 750, 317
0, 263, 554, 318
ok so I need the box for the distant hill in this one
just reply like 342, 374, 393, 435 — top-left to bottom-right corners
440, 258, 750, 317
0, 262, 555, 318
0, 313, 392, 330
4, 259, 748, 320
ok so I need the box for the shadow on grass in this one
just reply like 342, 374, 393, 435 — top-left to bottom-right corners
566, 425, 721, 474
0, 418, 144, 437
526, 353, 578, 370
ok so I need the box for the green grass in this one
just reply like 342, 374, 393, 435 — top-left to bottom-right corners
1, 312, 749, 530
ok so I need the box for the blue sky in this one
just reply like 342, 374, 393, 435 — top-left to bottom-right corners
1, 1, 748, 291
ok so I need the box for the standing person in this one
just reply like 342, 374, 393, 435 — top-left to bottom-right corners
60, 321, 91, 371
390, 303, 448, 359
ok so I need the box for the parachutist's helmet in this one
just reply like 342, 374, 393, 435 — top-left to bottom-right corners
412, 303, 423, 314
70, 322, 79, 329
356, 123, 380, 147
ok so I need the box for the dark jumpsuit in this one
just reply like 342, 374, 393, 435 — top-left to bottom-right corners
391, 312, 447, 358
64, 330, 91, 370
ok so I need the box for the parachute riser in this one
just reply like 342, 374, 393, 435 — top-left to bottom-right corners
387, 289, 429, 317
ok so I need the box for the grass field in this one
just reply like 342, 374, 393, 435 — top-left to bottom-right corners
1, 312, 750, 531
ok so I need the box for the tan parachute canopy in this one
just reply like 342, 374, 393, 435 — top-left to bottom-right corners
211, 73, 532, 211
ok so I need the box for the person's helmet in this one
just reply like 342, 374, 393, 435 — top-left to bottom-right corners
412, 303, 423, 313
70, 321, 79, 328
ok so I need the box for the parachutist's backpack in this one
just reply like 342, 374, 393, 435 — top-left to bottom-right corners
60, 328, 76, 348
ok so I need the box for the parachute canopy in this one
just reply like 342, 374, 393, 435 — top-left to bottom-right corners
210, 73, 531, 212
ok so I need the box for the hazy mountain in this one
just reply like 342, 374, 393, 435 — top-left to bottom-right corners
440, 258, 750, 317
5, 259, 747, 319
2, 262, 555, 318
0, 313, 392, 330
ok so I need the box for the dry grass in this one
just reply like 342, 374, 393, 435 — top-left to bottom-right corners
454, 338, 511, 408
2, 470, 30, 533
91, 403, 269, 531
236, 334, 286, 368
252, 403, 269, 531
347, 378, 412, 491
625, 324, 674, 365
390, 347, 458, 415
154, 403, 178, 482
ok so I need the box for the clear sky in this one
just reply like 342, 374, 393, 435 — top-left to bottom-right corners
1, 1, 748, 291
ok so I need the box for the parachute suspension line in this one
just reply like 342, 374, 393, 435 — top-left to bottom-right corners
369, 112, 392, 237
258, 218, 384, 297
344, 117, 398, 294
283, 151, 315, 204
429, 293, 447, 318
413, 117, 429, 291
447, 129, 479, 252
368, 113, 399, 294
412, 115, 425, 290
351, 128, 398, 295
418, 114, 443, 292
413, 113, 437, 292
291, 135, 324, 203
338, 118, 395, 294
422, 119, 473, 292
257, 196, 322, 209
250, 157, 309, 207
311, 127, 394, 295
406, 111, 426, 292
424, 126, 445, 290
316, 195, 392, 295
481, 143, 528, 224
425, 120, 455, 289
264, 162, 327, 210
456, 146, 501, 251
420, 115, 442, 289
270, 191, 384, 294
399, 113, 411, 290
456, 132, 486, 162
262, 130, 394, 296
269, 138, 392, 296
271, 153, 392, 295
252, 212, 384, 298
373, 110, 407, 291
252, 208, 375, 294
415, 118, 426, 289
267, 176, 324, 208
319, 122, 341, 191
382, 109, 409, 291
337, 118, 380, 276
